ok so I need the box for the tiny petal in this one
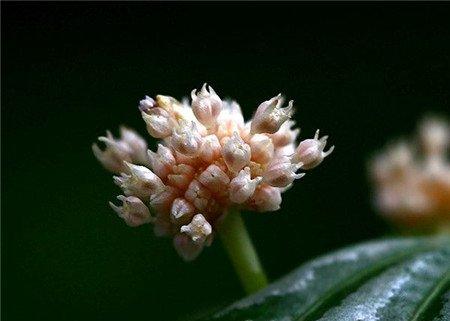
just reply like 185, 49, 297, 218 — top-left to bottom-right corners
191, 83, 223, 128
250, 133, 274, 164
292, 130, 334, 169
171, 198, 195, 224
114, 162, 165, 199
138, 95, 155, 112
109, 195, 153, 227
171, 120, 203, 156
180, 214, 212, 244
251, 94, 294, 134
229, 167, 262, 203
222, 132, 251, 172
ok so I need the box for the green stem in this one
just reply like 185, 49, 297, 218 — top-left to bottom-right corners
218, 209, 268, 294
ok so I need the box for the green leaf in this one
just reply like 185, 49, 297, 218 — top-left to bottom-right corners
200, 236, 450, 321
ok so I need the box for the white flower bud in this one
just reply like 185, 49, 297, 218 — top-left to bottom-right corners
222, 132, 251, 172
271, 120, 300, 147
264, 157, 304, 187
184, 180, 212, 211
109, 195, 153, 227
171, 120, 203, 156
141, 107, 175, 139
198, 164, 230, 194
292, 130, 334, 169
173, 233, 204, 261
250, 133, 274, 164
199, 135, 221, 162
191, 83, 223, 128
229, 167, 262, 203
167, 164, 195, 189
171, 198, 195, 224
147, 144, 176, 178
251, 94, 294, 134
114, 162, 165, 199
250, 185, 282, 212
180, 214, 212, 244
92, 129, 148, 174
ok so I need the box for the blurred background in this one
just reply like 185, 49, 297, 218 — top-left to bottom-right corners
2, 2, 450, 321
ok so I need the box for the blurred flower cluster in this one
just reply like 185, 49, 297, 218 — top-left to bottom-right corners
370, 116, 450, 230
93, 84, 333, 260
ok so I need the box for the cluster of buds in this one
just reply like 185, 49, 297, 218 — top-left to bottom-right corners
369, 116, 450, 229
93, 84, 333, 260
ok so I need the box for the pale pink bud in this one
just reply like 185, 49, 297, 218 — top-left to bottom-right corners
191, 83, 223, 128
251, 94, 294, 134
167, 164, 195, 189
141, 107, 174, 138
250, 134, 275, 164
264, 158, 304, 187
222, 132, 251, 172
271, 120, 300, 147
251, 185, 282, 212
199, 135, 221, 162
147, 144, 176, 178
229, 167, 262, 204
118, 126, 149, 164
180, 214, 212, 244
114, 162, 165, 199
198, 164, 230, 194
171, 198, 195, 224
184, 180, 213, 211
171, 120, 203, 156
173, 233, 204, 261
138, 95, 155, 112
149, 186, 179, 214
292, 130, 334, 169
109, 195, 153, 227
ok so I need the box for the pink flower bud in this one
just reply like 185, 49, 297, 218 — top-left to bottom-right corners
171, 120, 203, 156
171, 198, 195, 224
184, 180, 212, 211
180, 214, 212, 244
222, 132, 251, 172
250, 185, 282, 212
167, 164, 195, 189
191, 83, 223, 128
292, 130, 334, 169
199, 135, 221, 162
173, 233, 204, 261
251, 94, 294, 134
149, 186, 179, 214
141, 107, 175, 139
92, 129, 148, 174
264, 158, 304, 187
114, 162, 165, 199
250, 134, 275, 164
109, 195, 153, 227
147, 144, 176, 178
271, 120, 300, 147
198, 164, 230, 194
229, 167, 262, 204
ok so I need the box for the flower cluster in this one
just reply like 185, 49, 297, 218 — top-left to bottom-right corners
93, 84, 333, 260
370, 116, 450, 228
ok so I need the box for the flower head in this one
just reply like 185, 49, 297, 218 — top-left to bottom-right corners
369, 116, 450, 229
93, 84, 333, 260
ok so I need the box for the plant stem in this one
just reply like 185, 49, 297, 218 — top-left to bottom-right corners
218, 209, 268, 294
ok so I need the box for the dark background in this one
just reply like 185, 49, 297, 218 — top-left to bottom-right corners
3, 2, 450, 321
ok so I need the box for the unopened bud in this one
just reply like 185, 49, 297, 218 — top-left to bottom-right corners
222, 132, 251, 172
180, 214, 212, 244
251, 185, 282, 212
171, 120, 203, 156
171, 198, 195, 224
292, 130, 334, 169
264, 158, 304, 187
250, 133, 274, 164
147, 144, 176, 178
229, 167, 262, 203
191, 83, 223, 128
251, 94, 294, 134
109, 195, 153, 227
